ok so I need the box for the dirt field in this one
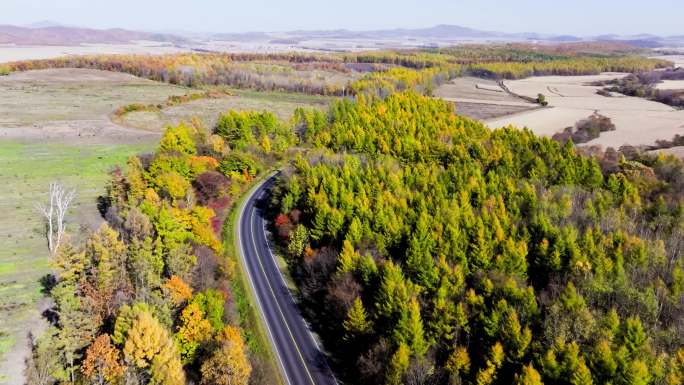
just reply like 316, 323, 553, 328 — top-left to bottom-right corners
486, 73, 684, 148
648, 146, 684, 158
655, 80, 684, 90
435, 77, 538, 120
0, 42, 189, 63
0, 68, 191, 142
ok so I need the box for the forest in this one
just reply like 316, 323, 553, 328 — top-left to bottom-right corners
270, 92, 684, 385
4, 45, 670, 97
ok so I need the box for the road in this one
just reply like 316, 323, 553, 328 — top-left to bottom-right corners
237, 175, 338, 385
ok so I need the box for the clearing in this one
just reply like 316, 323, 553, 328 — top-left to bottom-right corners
119, 90, 333, 132
486, 73, 684, 148
435, 76, 539, 120
0, 68, 185, 384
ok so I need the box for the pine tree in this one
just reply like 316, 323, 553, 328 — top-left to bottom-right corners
571, 359, 594, 385
393, 296, 427, 357
385, 343, 410, 385
514, 363, 543, 385
476, 342, 505, 385
343, 297, 372, 338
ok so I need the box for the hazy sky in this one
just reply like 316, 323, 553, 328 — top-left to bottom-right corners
1, 0, 682, 36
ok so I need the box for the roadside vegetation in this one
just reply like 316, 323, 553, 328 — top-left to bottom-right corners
27, 114, 297, 385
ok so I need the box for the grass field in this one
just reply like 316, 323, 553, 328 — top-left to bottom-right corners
0, 139, 155, 383
0, 67, 337, 383
119, 89, 333, 131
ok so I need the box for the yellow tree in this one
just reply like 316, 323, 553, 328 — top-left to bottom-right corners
200, 325, 251, 385
174, 303, 212, 364
163, 275, 193, 306
385, 343, 410, 385
515, 363, 544, 385
123, 311, 184, 385
343, 297, 372, 338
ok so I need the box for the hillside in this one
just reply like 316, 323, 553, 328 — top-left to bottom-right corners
0, 25, 183, 45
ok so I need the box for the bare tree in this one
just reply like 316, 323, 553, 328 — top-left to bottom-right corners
38, 182, 76, 256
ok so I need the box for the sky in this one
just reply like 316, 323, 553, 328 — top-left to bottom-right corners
1, 0, 682, 36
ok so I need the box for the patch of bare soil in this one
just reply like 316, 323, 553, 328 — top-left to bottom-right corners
0, 68, 188, 143
436, 76, 538, 120
455, 102, 540, 121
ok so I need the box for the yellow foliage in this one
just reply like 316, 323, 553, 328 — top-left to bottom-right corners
123, 311, 185, 385
189, 156, 219, 175
175, 303, 212, 363
163, 275, 193, 305
200, 329, 251, 385
446, 346, 471, 376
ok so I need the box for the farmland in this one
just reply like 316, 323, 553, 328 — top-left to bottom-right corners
486, 73, 684, 148
434, 76, 539, 120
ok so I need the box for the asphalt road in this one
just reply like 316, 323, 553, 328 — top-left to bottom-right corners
237, 175, 337, 385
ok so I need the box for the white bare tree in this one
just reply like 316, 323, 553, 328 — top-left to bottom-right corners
38, 182, 76, 256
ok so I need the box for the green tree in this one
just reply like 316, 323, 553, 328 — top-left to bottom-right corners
385, 343, 410, 385
343, 297, 372, 338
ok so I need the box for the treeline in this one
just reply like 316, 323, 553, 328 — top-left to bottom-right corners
5, 47, 670, 98
8, 54, 353, 95
349, 66, 462, 97
271, 91, 684, 385
552, 113, 616, 144
467, 56, 670, 80
594, 69, 684, 108
113, 90, 233, 118
28, 110, 302, 385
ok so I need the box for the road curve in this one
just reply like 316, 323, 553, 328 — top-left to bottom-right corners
237, 174, 337, 385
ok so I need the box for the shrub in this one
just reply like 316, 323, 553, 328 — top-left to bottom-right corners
218, 152, 261, 179
193, 171, 231, 205
537, 93, 548, 106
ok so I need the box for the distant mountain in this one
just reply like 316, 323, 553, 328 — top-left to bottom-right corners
0, 24, 185, 45
210, 24, 589, 43
24, 20, 65, 29
368, 24, 498, 38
